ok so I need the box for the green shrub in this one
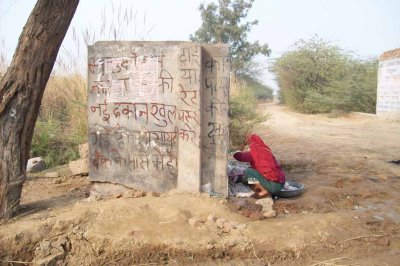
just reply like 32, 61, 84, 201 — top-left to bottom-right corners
229, 88, 269, 150
272, 36, 378, 114
31, 75, 87, 168
31, 119, 80, 167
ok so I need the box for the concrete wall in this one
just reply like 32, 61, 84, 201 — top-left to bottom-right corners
200, 45, 230, 196
376, 48, 400, 121
88, 41, 229, 196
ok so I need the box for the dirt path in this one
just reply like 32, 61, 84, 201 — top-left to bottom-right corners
263, 104, 400, 221
1, 104, 400, 265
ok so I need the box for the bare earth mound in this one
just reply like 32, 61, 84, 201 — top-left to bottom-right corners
1, 104, 400, 265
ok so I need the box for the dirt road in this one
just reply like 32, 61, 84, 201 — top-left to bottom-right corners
1, 104, 399, 265
264, 104, 400, 221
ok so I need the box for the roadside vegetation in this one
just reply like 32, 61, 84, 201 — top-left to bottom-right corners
239, 74, 274, 101
31, 75, 87, 167
229, 83, 271, 149
272, 36, 378, 114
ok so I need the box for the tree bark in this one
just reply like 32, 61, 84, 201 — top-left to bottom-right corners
0, 0, 79, 220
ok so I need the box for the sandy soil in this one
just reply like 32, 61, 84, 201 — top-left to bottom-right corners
1, 104, 400, 265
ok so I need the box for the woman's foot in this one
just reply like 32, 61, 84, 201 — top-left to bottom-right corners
252, 184, 269, 198
251, 192, 269, 199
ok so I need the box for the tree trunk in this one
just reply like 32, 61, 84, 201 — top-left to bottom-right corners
0, 0, 79, 220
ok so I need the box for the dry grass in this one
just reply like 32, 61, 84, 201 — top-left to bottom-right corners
31, 75, 87, 167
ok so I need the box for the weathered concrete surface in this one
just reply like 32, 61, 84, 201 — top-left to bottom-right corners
88, 41, 229, 195
177, 44, 202, 193
377, 48, 400, 121
201, 45, 230, 196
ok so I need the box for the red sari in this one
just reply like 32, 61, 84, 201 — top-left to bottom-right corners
234, 134, 285, 184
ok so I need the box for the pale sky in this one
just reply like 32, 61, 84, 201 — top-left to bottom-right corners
1, 0, 400, 89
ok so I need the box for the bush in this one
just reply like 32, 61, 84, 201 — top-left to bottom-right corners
31, 119, 79, 167
31, 74, 87, 168
229, 88, 269, 150
238, 74, 274, 101
272, 36, 378, 114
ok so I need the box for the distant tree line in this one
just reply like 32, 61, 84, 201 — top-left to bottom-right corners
272, 36, 378, 114
238, 74, 274, 101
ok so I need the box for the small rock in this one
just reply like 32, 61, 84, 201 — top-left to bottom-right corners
36, 240, 51, 257
45, 172, 60, 178
263, 210, 277, 218
237, 224, 247, 230
206, 244, 214, 250
69, 159, 88, 176
33, 236, 70, 265
79, 143, 89, 159
133, 191, 145, 198
49, 247, 62, 255
222, 222, 232, 233
255, 197, 274, 212
226, 239, 237, 247
188, 217, 202, 227
248, 212, 264, 221
207, 214, 217, 222
216, 218, 226, 229
27, 157, 46, 173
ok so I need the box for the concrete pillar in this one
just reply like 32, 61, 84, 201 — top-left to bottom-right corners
87, 41, 230, 195
201, 44, 230, 197
177, 44, 202, 192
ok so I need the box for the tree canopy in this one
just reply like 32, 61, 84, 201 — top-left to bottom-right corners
190, 0, 270, 72
272, 36, 378, 114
